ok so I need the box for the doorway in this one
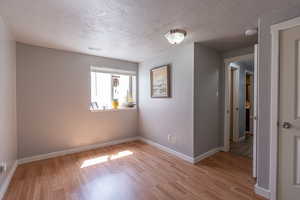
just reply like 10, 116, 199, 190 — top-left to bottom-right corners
239, 71, 254, 158
245, 72, 254, 135
224, 49, 258, 177
228, 63, 254, 158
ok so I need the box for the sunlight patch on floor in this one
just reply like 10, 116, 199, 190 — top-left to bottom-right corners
110, 150, 133, 160
81, 150, 133, 168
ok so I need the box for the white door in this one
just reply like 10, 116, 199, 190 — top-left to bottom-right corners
253, 44, 258, 178
231, 68, 240, 142
278, 24, 300, 200
224, 62, 242, 152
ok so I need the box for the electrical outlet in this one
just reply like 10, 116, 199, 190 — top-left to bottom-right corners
168, 134, 172, 142
172, 136, 176, 144
168, 134, 176, 144
171, 135, 176, 144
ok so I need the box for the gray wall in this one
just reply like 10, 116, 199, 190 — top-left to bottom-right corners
17, 43, 139, 158
138, 43, 194, 157
0, 17, 17, 188
257, 6, 300, 190
194, 43, 222, 157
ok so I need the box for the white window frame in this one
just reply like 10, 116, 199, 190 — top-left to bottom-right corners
90, 66, 137, 111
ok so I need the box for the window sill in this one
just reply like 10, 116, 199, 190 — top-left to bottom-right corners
90, 106, 137, 113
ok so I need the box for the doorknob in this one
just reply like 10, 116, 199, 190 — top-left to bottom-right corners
282, 122, 292, 129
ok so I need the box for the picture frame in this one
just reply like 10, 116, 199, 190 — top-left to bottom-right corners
150, 65, 171, 98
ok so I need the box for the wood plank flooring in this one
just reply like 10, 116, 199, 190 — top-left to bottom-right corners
4, 141, 266, 200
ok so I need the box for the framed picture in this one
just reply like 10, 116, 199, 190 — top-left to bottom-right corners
150, 65, 171, 98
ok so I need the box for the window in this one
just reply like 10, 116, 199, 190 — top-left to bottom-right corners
90, 67, 136, 111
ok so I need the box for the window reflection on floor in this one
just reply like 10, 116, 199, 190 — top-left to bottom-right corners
81, 150, 133, 168
110, 150, 133, 160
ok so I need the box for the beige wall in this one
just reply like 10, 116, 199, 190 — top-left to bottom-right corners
0, 17, 17, 188
17, 43, 139, 158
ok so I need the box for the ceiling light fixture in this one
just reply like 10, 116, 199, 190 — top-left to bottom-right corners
245, 28, 258, 36
165, 29, 187, 44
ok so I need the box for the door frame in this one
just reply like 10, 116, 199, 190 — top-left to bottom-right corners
270, 16, 300, 200
224, 54, 254, 152
253, 44, 259, 178
231, 64, 240, 143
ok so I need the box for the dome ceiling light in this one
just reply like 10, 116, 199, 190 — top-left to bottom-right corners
165, 29, 187, 44
245, 28, 258, 36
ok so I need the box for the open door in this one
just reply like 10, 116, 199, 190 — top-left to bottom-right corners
253, 44, 258, 178
225, 63, 240, 148
231, 67, 240, 143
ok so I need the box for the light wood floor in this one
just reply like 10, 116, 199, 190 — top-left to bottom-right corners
4, 141, 266, 200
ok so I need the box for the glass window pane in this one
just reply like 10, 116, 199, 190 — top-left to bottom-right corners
97, 72, 111, 108
91, 72, 111, 109
90, 70, 136, 110
132, 76, 136, 103
91, 72, 97, 103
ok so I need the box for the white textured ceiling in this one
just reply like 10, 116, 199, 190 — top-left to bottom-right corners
0, 0, 299, 62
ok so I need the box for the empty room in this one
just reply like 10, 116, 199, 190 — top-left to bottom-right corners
1, 0, 300, 200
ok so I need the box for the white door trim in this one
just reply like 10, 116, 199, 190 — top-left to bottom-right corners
270, 16, 300, 200
253, 44, 259, 178
232, 64, 240, 143
224, 54, 253, 152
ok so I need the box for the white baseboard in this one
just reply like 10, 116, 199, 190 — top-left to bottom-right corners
193, 147, 224, 163
0, 160, 18, 200
255, 183, 271, 199
138, 137, 194, 163
139, 137, 223, 164
18, 136, 140, 165
18, 136, 224, 166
